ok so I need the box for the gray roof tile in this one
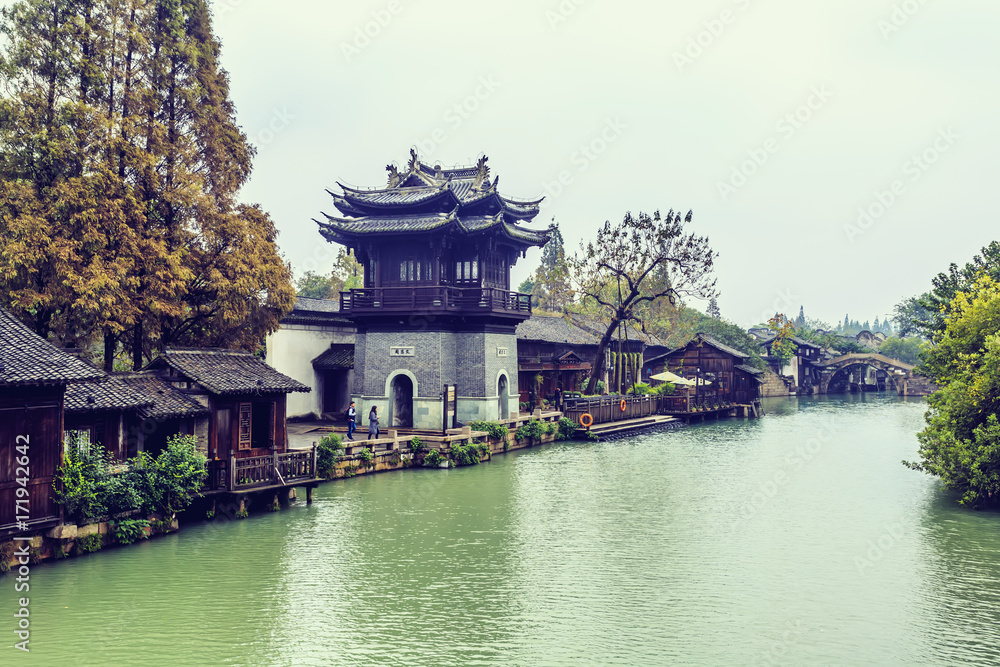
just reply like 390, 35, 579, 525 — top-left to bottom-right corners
149, 349, 310, 396
0, 306, 104, 387
64, 376, 153, 414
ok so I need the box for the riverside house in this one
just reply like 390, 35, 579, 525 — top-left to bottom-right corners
140, 349, 315, 493
0, 306, 103, 537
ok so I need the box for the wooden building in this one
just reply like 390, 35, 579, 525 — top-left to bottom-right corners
63, 376, 153, 460
141, 349, 312, 492
515, 314, 598, 405
118, 372, 212, 457
0, 306, 103, 536
317, 150, 550, 427
656, 334, 764, 413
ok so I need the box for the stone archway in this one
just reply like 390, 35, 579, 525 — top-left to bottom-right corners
391, 374, 414, 427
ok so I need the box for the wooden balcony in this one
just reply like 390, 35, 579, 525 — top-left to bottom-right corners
339, 287, 532, 317
207, 448, 318, 492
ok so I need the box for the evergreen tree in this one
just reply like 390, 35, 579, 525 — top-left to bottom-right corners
707, 296, 721, 319
532, 221, 572, 312
795, 305, 805, 328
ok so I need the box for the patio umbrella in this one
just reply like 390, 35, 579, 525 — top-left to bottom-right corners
649, 371, 698, 386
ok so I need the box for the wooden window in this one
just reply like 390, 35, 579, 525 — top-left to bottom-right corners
238, 402, 252, 450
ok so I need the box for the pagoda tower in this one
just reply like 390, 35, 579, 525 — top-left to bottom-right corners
317, 150, 550, 428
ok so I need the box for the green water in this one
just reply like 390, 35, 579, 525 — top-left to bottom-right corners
6, 394, 1000, 666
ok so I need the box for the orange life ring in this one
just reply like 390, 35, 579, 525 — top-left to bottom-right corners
620, 399, 627, 412
579, 413, 593, 428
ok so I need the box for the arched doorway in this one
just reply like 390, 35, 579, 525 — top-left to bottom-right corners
498, 373, 509, 419
391, 374, 413, 427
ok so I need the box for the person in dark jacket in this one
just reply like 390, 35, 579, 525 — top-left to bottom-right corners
347, 401, 357, 440
367, 406, 379, 440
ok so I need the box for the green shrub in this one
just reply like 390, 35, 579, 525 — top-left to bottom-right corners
55, 435, 207, 524
469, 421, 510, 442
358, 447, 374, 468
112, 519, 150, 545
410, 437, 423, 454
317, 433, 344, 479
627, 383, 656, 395
53, 448, 108, 525
424, 449, 445, 467
515, 419, 546, 442
556, 417, 577, 441
76, 533, 103, 554
450, 440, 491, 466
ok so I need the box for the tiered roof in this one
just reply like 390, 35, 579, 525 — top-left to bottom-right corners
317, 150, 550, 249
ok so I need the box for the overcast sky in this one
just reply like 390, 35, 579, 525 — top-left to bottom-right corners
210, 0, 999, 328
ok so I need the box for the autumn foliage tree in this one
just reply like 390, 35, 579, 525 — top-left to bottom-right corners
570, 209, 717, 395
0, 0, 294, 371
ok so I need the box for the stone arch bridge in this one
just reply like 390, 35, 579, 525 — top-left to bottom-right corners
818, 353, 935, 397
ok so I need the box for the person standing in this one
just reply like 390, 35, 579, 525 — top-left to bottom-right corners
347, 401, 357, 441
368, 405, 380, 440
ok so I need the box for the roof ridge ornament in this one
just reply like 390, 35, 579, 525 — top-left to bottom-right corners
386, 164, 401, 187
408, 147, 419, 172
473, 154, 491, 188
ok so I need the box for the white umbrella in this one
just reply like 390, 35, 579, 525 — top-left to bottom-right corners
649, 371, 698, 386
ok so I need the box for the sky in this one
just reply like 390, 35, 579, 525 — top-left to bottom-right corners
206, 0, 1000, 328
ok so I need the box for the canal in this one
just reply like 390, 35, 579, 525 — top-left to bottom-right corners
8, 394, 1000, 665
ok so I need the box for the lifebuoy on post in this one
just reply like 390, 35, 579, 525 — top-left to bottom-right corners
579, 413, 593, 428
620, 399, 627, 412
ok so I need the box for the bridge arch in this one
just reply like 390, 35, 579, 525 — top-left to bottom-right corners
818, 353, 915, 396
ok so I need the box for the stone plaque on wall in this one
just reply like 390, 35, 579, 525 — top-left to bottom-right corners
390, 346, 415, 357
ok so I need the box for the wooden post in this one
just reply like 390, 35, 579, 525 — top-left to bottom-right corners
311, 444, 318, 478
306, 486, 314, 504
229, 452, 236, 491
272, 449, 279, 485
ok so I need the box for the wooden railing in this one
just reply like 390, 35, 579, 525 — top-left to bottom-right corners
207, 448, 318, 491
563, 392, 753, 425
562, 395, 661, 425
339, 287, 531, 316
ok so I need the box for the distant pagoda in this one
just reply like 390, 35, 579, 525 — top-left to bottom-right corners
316, 149, 550, 428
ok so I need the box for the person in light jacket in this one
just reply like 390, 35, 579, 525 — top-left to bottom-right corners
346, 401, 357, 441
367, 406, 380, 440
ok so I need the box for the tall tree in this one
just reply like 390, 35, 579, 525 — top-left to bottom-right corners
531, 221, 572, 312
706, 296, 721, 319
570, 209, 717, 394
0, 0, 294, 370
